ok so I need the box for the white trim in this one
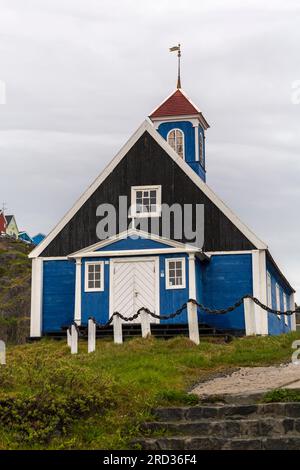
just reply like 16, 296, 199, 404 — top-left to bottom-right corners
165, 257, 186, 290
290, 293, 296, 331
130, 185, 162, 218
275, 282, 281, 320
41, 256, 69, 261
166, 128, 185, 160
267, 271, 272, 308
30, 258, 44, 337
68, 228, 200, 257
84, 260, 104, 292
29, 119, 267, 259
252, 250, 268, 335
72, 247, 199, 259
206, 250, 253, 256
74, 259, 82, 324
188, 253, 196, 298
283, 293, 288, 326
194, 124, 199, 162
109, 256, 160, 321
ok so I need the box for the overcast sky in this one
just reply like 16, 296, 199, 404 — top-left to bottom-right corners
0, 0, 299, 300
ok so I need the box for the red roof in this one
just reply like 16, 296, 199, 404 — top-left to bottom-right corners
150, 89, 200, 118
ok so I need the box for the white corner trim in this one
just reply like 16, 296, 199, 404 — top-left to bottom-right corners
29, 119, 267, 259
252, 250, 268, 335
165, 257, 186, 290
290, 293, 296, 331
188, 253, 196, 299
30, 258, 44, 337
74, 259, 82, 324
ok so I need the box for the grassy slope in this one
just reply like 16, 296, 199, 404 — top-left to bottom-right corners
0, 333, 299, 450
0, 238, 32, 342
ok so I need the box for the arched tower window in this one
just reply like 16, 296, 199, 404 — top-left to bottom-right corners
199, 133, 204, 166
167, 129, 184, 159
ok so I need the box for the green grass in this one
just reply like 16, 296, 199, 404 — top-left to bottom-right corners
263, 388, 300, 403
0, 332, 300, 450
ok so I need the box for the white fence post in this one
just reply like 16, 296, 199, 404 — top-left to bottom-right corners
187, 301, 200, 345
113, 315, 123, 344
71, 324, 78, 354
244, 297, 257, 336
88, 318, 96, 353
141, 311, 151, 338
67, 328, 72, 348
0, 340, 6, 365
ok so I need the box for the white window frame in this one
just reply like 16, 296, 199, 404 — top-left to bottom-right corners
267, 271, 272, 308
167, 128, 185, 160
165, 257, 186, 290
199, 132, 204, 167
275, 283, 281, 320
283, 293, 288, 326
131, 185, 162, 218
84, 261, 104, 292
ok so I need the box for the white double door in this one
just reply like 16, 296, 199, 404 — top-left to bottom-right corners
111, 258, 159, 323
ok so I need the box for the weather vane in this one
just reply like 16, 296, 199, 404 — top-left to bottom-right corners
169, 43, 181, 89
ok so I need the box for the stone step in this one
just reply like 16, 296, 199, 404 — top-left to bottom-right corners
136, 435, 300, 450
154, 403, 300, 421
142, 416, 300, 438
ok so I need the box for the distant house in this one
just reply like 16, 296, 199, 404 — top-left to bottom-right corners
19, 231, 33, 244
32, 233, 46, 246
5, 215, 19, 239
0, 211, 7, 234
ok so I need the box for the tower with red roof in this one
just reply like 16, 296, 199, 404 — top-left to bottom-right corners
149, 88, 209, 181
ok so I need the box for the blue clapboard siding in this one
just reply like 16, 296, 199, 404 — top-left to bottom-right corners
200, 254, 253, 331
159, 253, 189, 324
267, 259, 292, 335
81, 257, 110, 325
43, 260, 75, 332
96, 236, 171, 251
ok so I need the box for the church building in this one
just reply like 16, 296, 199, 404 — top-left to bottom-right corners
29, 62, 296, 337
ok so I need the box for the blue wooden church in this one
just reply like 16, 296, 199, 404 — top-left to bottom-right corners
29, 78, 296, 338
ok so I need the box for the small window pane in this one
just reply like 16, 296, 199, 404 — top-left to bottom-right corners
95, 265, 101, 272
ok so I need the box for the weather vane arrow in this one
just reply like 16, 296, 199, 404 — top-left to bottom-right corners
169, 43, 181, 89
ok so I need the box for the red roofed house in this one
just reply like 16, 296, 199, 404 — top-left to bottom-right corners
0, 210, 7, 235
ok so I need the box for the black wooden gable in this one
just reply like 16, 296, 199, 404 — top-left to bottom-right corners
41, 131, 255, 257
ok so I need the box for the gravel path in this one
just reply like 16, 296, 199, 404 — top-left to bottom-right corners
193, 363, 300, 397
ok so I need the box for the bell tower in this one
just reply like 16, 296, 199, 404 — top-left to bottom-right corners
149, 88, 209, 182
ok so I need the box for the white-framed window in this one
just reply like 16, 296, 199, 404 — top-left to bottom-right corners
283, 293, 288, 326
85, 261, 104, 292
267, 271, 272, 308
199, 132, 204, 166
165, 258, 186, 289
275, 283, 281, 320
131, 185, 161, 218
167, 128, 184, 159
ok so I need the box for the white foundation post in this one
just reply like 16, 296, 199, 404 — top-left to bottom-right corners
113, 315, 123, 344
141, 311, 151, 338
71, 324, 78, 354
0, 340, 6, 365
243, 297, 256, 336
67, 328, 72, 348
88, 318, 96, 353
187, 301, 200, 345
